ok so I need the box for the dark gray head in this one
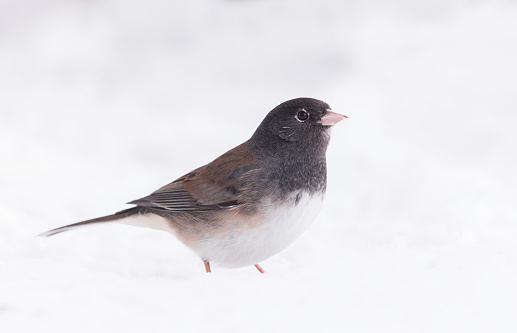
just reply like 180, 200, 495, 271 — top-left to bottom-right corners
248, 98, 346, 196
250, 98, 345, 155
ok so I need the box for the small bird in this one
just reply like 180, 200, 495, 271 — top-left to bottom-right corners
40, 98, 346, 273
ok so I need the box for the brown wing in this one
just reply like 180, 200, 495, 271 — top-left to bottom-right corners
128, 142, 262, 212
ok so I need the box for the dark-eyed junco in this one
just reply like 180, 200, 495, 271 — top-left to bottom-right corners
40, 98, 346, 273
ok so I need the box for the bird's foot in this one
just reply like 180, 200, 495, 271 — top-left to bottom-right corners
254, 264, 265, 274
204, 261, 211, 273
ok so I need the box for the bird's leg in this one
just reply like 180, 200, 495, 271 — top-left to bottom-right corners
254, 264, 265, 274
204, 261, 211, 273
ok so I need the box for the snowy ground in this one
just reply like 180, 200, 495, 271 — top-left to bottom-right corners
1, 0, 517, 332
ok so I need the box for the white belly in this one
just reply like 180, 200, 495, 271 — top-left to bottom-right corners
118, 192, 325, 269
195, 192, 325, 268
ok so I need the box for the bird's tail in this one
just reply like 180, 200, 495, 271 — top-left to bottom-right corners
38, 207, 141, 237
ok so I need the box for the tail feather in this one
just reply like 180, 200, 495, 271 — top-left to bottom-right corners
39, 207, 139, 237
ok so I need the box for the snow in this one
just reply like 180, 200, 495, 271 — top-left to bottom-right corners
1, 0, 517, 332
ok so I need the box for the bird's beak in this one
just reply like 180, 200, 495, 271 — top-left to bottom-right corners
319, 110, 348, 126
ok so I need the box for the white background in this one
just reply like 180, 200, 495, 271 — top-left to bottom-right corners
1, 0, 516, 332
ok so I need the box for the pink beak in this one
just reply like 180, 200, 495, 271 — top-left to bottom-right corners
319, 110, 348, 126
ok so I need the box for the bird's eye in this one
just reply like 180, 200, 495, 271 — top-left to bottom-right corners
296, 109, 309, 122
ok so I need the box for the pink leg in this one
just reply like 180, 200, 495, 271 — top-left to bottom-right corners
204, 261, 211, 273
254, 264, 265, 273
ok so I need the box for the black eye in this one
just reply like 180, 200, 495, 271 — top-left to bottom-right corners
296, 109, 309, 121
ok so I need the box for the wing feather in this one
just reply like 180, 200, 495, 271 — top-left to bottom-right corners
128, 142, 261, 212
